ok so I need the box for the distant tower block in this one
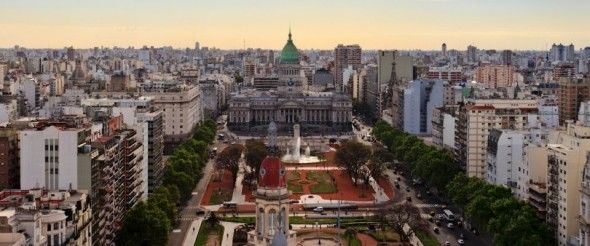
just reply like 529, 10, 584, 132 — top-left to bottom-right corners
293, 124, 300, 139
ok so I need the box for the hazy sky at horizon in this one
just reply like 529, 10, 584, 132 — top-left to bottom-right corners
1, 0, 589, 50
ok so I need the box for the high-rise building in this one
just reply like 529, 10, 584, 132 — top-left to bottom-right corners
455, 99, 538, 178
558, 77, 590, 125
333, 44, 362, 93
66, 47, 76, 61
466, 45, 479, 63
402, 80, 444, 135
140, 81, 202, 146
501, 50, 513, 65
0, 127, 19, 189
426, 67, 463, 83
546, 120, 590, 245
442, 43, 447, 57
550, 43, 576, 62
475, 65, 514, 88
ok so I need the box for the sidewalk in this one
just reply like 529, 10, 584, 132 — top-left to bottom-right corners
220, 222, 243, 246
230, 157, 246, 203
182, 218, 203, 246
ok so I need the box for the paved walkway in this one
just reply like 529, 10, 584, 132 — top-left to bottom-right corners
230, 157, 246, 203
220, 222, 243, 246
369, 176, 390, 203
182, 218, 203, 246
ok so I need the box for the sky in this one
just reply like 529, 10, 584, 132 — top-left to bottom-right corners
1, 0, 589, 50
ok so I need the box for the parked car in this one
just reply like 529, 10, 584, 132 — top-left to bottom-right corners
458, 239, 465, 245
444, 242, 451, 246
433, 227, 440, 234
447, 223, 454, 229
406, 196, 412, 202
313, 207, 324, 213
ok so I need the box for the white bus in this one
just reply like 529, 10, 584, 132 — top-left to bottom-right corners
443, 209, 456, 222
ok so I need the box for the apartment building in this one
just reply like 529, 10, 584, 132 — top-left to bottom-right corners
90, 128, 143, 246
558, 77, 590, 125
546, 121, 590, 245
475, 65, 514, 88
486, 128, 549, 200
19, 118, 95, 191
402, 80, 444, 135
0, 189, 92, 246
82, 97, 164, 194
141, 81, 202, 146
580, 156, 590, 246
426, 67, 462, 83
0, 127, 19, 189
455, 99, 538, 178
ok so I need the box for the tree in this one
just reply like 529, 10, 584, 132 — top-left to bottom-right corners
375, 203, 424, 242
216, 144, 244, 181
335, 140, 371, 185
117, 202, 171, 246
163, 169, 195, 202
244, 140, 267, 187
149, 187, 177, 223
244, 139, 268, 180
369, 146, 394, 178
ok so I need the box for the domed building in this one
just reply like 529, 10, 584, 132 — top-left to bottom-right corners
248, 123, 297, 245
228, 30, 353, 133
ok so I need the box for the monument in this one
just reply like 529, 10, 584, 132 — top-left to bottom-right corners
282, 124, 321, 164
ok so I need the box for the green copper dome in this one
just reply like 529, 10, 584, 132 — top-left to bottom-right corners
280, 30, 300, 64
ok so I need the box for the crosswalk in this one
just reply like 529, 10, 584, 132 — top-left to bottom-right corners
179, 217, 200, 221
415, 203, 445, 208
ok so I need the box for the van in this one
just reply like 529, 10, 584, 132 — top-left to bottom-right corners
443, 209, 456, 222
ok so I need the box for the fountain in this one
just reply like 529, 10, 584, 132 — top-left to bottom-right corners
282, 124, 321, 164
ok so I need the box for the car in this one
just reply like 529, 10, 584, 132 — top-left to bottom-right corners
417, 194, 422, 199
447, 223, 454, 229
313, 207, 324, 213
444, 241, 451, 246
406, 196, 412, 202
195, 208, 206, 216
457, 220, 463, 227
405, 187, 410, 192
458, 239, 465, 245
435, 220, 441, 226
426, 190, 431, 196
433, 227, 439, 234
460, 233, 466, 239
429, 211, 436, 217
394, 183, 400, 189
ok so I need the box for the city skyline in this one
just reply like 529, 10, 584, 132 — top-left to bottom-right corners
1, 0, 589, 50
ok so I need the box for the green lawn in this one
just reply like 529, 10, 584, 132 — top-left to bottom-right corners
287, 171, 303, 193
347, 238, 361, 246
194, 222, 224, 246
368, 229, 400, 242
415, 229, 438, 246
208, 188, 232, 205
307, 171, 337, 194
